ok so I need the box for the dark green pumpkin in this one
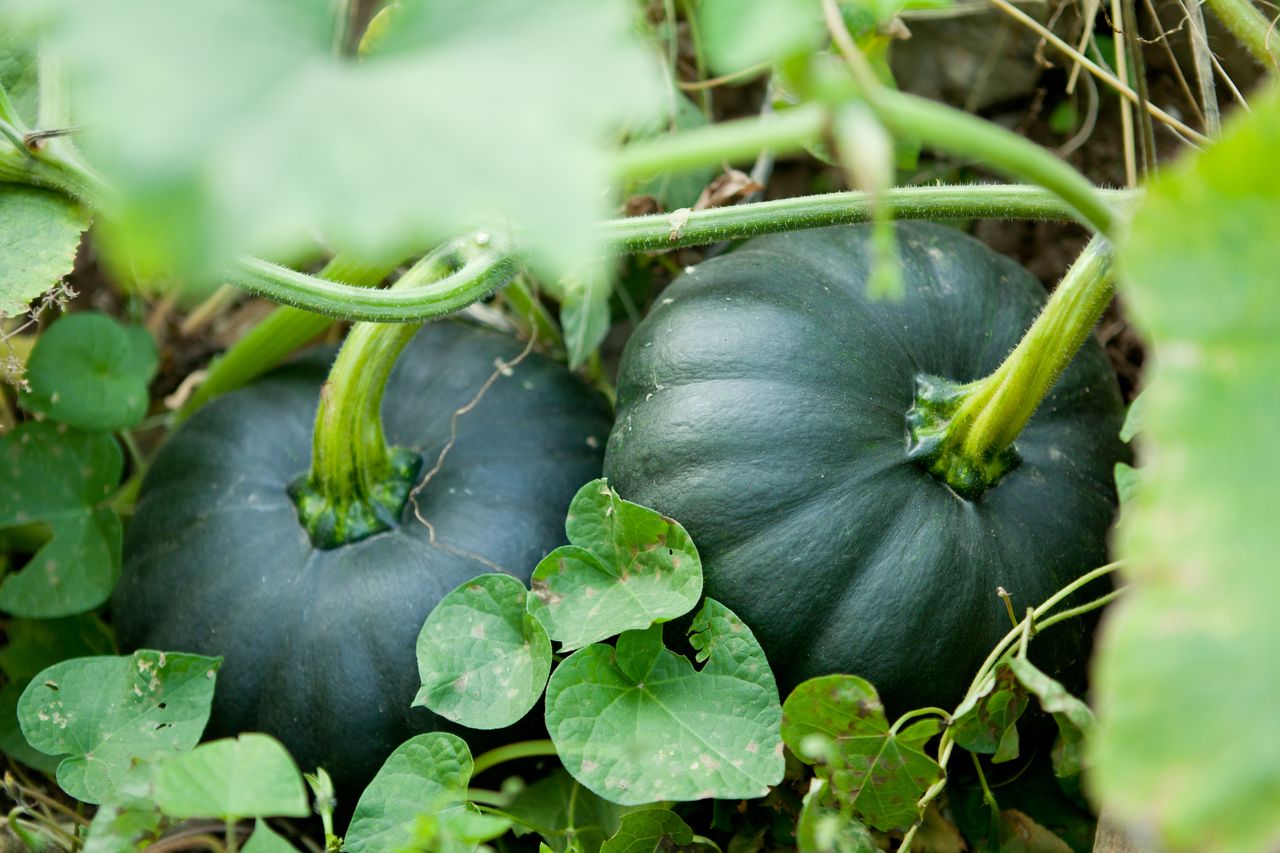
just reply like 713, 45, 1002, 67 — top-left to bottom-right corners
114, 322, 609, 787
605, 223, 1126, 711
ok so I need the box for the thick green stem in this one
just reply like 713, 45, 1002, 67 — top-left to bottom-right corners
1204, 0, 1280, 67
908, 236, 1115, 499
176, 254, 401, 422
289, 235, 510, 548
470, 739, 559, 778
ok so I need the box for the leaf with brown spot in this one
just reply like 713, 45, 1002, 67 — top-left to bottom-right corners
527, 479, 702, 651
782, 675, 943, 832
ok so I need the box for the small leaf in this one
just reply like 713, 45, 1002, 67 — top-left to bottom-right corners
528, 479, 702, 651
1007, 657, 1093, 784
545, 598, 783, 805
0, 186, 89, 318
0, 423, 123, 617
560, 267, 614, 370
950, 660, 1027, 763
1113, 462, 1141, 506
1118, 389, 1146, 443
344, 733, 473, 853
601, 808, 711, 853
781, 675, 942, 832
82, 763, 163, 853
796, 779, 877, 853
17, 650, 221, 804
504, 768, 632, 852
242, 820, 299, 853
20, 312, 158, 431
414, 573, 552, 730
407, 805, 512, 850
153, 734, 309, 820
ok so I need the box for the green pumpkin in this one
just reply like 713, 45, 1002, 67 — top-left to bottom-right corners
604, 224, 1126, 711
114, 322, 609, 787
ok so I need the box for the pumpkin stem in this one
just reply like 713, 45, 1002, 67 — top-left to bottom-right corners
907, 236, 1115, 499
289, 234, 502, 548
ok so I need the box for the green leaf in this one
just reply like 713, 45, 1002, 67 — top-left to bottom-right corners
0, 186, 88, 318
83, 763, 163, 853
153, 734, 308, 820
601, 808, 715, 852
781, 675, 942, 832
1118, 389, 1146, 443
20, 312, 158, 431
344, 732, 473, 853
243, 820, 299, 853
1006, 657, 1093, 786
17, 650, 221, 804
698, 0, 823, 75
559, 267, 614, 371
796, 779, 877, 853
0, 422, 122, 617
24, 0, 662, 282
1091, 85, 1280, 853
414, 573, 552, 730
950, 660, 1027, 764
528, 479, 702, 652
1113, 462, 1140, 506
545, 598, 783, 805
504, 769, 631, 852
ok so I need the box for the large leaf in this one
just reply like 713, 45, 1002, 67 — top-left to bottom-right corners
0, 186, 88, 318
19, 0, 662, 282
17, 650, 221, 803
0, 423, 122, 617
528, 479, 702, 652
545, 599, 783, 805
0, 27, 39, 125
414, 573, 552, 730
1091, 84, 1280, 851
781, 675, 942, 832
152, 734, 309, 820
344, 733, 473, 853
19, 312, 158, 431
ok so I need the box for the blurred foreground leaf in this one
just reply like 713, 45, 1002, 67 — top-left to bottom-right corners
1092, 84, 1280, 851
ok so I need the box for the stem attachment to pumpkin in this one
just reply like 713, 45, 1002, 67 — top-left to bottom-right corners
290, 234, 514, 548
907, 236, 1115, 499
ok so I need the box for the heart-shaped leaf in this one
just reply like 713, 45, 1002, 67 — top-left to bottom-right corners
20, 312, 158, 432
545, 598, 783, 805
415, 573, 552, 730
601, 808, 714, 852
344, 733, 474, 853
782, 675, 942, 832
17, 650, 221, 804
528, 479, 702, 651
0, 423, 122, 617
